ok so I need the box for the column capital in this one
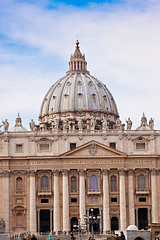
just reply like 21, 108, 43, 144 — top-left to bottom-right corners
2, 170, 11, 177
119, 168, 126, 175
150, 168, 157, 175
102, 169, 109, 175
53, 170, 60, 176
78, 169, 86, 175
28, 170, 37, 177
62, 169, 69, 175
127, 169, 135, 175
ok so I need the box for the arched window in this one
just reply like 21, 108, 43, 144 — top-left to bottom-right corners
90, 175, 97, 190
16, 212, 23, 227
111, 175, 117, 191
41, 176, 49, 190
16, 177, 22, 193
138, 175, 145, 190
71, 176, 77, 192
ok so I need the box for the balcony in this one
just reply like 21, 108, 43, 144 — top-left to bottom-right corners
87, 189, 101, 195
135, 189, 150, 195
37, 190, 52, 196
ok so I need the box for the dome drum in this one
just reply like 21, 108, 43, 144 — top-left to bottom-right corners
38, 111, 120, 133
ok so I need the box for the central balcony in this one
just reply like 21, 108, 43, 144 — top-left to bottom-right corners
87, 189, 101, 195
37, 190, 52, 196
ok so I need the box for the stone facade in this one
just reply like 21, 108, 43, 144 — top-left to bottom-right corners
0, 42, 160, 235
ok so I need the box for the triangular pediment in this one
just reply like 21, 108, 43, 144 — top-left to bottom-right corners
60, 140, 127, 157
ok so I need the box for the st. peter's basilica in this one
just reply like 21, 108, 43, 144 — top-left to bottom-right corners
0, 41, 159, 236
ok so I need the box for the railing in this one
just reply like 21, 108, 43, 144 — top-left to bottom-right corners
135, 189, 150, 195
87, 189, 101, 194
37, 190, 52, 196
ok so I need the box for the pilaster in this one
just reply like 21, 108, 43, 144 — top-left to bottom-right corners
102, 169, 110, 233
119, 169, 127, 230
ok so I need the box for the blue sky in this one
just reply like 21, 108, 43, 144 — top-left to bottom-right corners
0, 0, 160, 130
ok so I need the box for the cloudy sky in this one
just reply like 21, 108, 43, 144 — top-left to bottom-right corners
0, 0, 160, 130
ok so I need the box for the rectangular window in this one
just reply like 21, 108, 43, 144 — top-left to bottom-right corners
41, 199, 49, 203
109, 142, 116, 149
136, 143, 145, 150
70, 143, 76, 150
139, 197, 146, 202
71, 198, 77, 203
16, 144, 23, 153
111, 198, 117, 202
39, 143, 49, 151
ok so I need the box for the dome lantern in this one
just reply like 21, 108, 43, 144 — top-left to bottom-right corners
68, 40, 89, 73
10, 114, 27, 132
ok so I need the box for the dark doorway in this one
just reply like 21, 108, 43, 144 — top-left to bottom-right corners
71, 217, 78, 232
111, 217, 119, 230
138, 208, 148, 230
89, 208, 100, 234
134, 238, 144, 240
40, 209, 50, 232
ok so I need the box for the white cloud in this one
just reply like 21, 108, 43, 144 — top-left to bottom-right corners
0, 0, 160, 129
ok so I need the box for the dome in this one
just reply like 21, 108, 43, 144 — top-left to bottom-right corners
39, 41, 119, 121
10, 114, 27, 132
136, 113, 150, 131
127, 225, 138, 231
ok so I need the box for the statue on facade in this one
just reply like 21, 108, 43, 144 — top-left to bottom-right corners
149, 118, 154, 130
141, 113, 147, 127
53, 118, 59, 132
2, 119, 9, 131
63, 119, 68, 132
0, 218, 6, 233
90, 116, 96, 131
29, 119, 35, 131
78, 117, 83, 131
101, 116, 108, 131
116, 118, 122, 130
126, 117, 132, 130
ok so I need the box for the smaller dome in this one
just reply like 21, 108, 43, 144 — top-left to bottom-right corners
127, 225, 138, 231
136, 113, 150, 130
10, 114, 27, 132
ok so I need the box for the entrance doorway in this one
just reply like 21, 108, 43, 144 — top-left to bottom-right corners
89, 208, 100, 234
111, 217, 119, 230
138, 208, 148, 230
40, 209, 50, 232
134, 238, 144, 240
70, 217, 78, 232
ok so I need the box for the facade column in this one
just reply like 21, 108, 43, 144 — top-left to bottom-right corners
62, 170, 69, 233
53, 171, 60, 234
86, 209, 89, 233
79, 170, 86, 225
2, 170, 10, 233
135, 208, 138, 227
102, 169, 110, 233
29, 170, 37, 233
148, 208, 151, 224
37, 210, 40, 233
119, 169, 127, 230
50, 210, 53, 232
99, 208, 103, 233
151, 169, 158, 223
128, 169, 135, 225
